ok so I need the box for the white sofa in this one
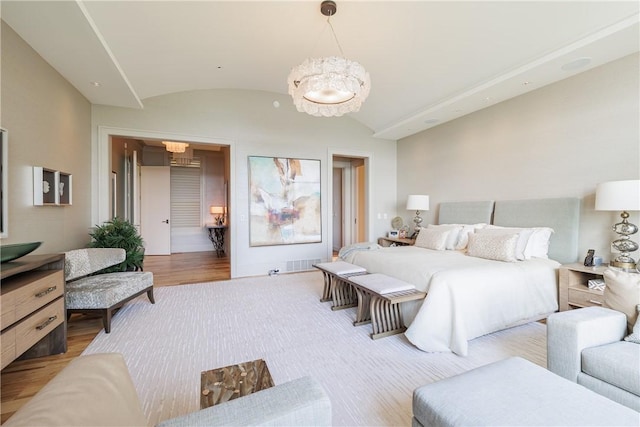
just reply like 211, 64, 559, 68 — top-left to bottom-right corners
4, 353, 332, 427
547, 306, 640, 411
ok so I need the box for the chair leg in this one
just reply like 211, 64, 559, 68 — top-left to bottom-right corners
147, 287, 155, 304
103, 309, 112, 334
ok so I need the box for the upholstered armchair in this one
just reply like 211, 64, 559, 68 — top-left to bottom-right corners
547, 267, 640, 411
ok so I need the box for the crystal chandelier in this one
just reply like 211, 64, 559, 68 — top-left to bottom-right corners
172, 146, 194, 166
288, 1, 370, 117
162, 141, 189, 153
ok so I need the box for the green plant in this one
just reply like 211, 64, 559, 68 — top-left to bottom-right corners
88, 217, 145, 272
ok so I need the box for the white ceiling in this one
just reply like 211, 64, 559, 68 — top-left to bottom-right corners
2, 1, 639, 140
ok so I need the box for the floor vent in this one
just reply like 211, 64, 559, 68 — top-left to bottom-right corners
286, 258, 322, 272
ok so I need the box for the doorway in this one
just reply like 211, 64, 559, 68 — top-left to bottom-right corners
332, 155, 367, 253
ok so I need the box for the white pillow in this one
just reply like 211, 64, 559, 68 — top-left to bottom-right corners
427, 224, 463, 250
415, 227, 452, 251
466, 233, 519, 262
523, 227, 554, 259
477, 226, 533, 260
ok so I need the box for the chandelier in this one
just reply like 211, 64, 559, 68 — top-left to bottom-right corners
162, 141, 189, 153
288, 1, 370, 117
172, 146, 194, 166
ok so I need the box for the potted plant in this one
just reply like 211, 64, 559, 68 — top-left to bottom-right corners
88, 217, 145, 272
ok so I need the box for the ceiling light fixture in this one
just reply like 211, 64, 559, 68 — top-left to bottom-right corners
162, 141, 189, 153
287, 1, 370, 117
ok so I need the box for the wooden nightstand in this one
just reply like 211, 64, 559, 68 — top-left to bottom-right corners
378, 237, 415, 247
558, 263, 608, 311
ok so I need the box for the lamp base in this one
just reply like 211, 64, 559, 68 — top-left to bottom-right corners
610, 260, 637, 270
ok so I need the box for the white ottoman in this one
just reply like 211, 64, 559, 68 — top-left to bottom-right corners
412, 357, 640, 426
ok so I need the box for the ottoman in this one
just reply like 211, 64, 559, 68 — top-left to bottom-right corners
412, 357, 639, 427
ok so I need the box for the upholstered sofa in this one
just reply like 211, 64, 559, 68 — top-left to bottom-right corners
4, 353, 332, 427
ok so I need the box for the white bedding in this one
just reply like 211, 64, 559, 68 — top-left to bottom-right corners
341, 246, 559, 355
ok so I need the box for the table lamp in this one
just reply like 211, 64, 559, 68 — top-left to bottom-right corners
595, 179, 640, 269
406, 195, 429, 238
209, 206, 225, 226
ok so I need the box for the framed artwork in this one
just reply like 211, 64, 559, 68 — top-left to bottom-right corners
248, 156, 321, 246
0, 128, 7, 238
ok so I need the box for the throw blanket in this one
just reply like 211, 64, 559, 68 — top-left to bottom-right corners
338, 242, 380, 259
342, 246, 559, 356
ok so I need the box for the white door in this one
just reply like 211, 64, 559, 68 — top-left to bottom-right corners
332, 168, 343, 252
141, 166, 171, 255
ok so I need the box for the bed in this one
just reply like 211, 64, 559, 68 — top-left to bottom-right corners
341, 198, 580, 356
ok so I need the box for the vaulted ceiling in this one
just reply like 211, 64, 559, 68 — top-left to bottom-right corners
2, 1, 638, 140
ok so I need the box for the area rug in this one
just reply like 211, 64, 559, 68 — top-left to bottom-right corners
83, 271, 547, 426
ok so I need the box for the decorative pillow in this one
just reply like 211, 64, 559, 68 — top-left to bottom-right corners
625, 305, 640, 344
466, 232, 519, 262
415, 227, 452, 251
476, 226, 533, 260
454, 223, 487, 250
427, 224, 463, 250
603, 268, 640, 333
523, 227, 554, 259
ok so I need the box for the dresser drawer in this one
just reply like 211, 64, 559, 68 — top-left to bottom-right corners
14, 298, 64, 358
1, 270, 64, 330
568, 287, 604, 308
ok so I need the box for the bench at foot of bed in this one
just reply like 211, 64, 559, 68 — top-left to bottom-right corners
313, 261, 366, 309
348, 273, 426, 340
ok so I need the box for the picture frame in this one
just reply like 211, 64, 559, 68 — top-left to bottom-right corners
248, 156, 321, 246
388, 230, 399, 238
0, 128, 7, 238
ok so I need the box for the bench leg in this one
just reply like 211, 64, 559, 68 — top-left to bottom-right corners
369, 297, 406, 340
331, 277, 357, 311
102, 309, 112, 334
319, 271, 332, 302
353, 288, 372, 326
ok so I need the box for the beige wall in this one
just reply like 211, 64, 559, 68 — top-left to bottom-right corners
398, 53, 640, 263
92, 90, 398, 277
0, 21, 92, 253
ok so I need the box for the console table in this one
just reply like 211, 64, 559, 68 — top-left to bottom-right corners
206, 225, 227, 257
1, 253, 67, 370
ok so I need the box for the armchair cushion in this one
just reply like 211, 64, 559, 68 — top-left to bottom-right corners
603, 268, 640, 333
582, 341, 640, 396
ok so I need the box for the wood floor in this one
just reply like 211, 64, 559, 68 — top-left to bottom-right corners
0, 251, 230, 424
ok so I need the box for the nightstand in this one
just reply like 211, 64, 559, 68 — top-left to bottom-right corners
558, 263, 608, 311
378, 237, 415, 247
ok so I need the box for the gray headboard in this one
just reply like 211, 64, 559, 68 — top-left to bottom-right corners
438, 201, 495, 225
493, 198, 581, 264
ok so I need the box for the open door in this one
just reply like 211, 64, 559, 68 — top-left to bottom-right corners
140, 166, 171, 255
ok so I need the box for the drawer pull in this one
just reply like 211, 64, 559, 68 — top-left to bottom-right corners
35, 316, 57, 331
588, 299, 603, 306
35, 286, 57, 298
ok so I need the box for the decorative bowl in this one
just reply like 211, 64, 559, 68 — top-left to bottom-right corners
1, 242, 42, 263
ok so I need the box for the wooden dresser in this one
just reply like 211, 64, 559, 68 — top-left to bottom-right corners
1, 254, 67, 370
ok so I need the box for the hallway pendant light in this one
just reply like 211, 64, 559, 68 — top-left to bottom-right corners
287, 1, 370, 117
162, 141, 189, 153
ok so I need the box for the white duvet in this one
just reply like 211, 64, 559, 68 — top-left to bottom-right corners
342, 246, 559, 356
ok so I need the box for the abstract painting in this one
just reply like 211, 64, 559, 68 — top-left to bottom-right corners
248, 156, 321, 246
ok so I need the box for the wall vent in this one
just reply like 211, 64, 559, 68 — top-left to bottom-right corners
286, 258, 322, 272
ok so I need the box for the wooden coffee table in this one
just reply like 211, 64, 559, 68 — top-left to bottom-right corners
200, 359, 275, 409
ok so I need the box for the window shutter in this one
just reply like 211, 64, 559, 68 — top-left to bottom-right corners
170, 166, 201, 227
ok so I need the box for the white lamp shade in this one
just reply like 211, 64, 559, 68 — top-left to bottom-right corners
210, 206, 224, 214
406, 195, 430, 211
595, 180, 640, 211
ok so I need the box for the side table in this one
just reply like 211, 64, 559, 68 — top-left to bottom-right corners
558, 263, 608, 311
205, 225, 227, 257
200, 359, 274, 409
378, 237, 415, 247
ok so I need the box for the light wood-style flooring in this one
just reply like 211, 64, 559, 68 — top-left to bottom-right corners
0, 251, 229, 424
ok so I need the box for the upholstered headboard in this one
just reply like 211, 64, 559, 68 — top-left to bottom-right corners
438, 201, 495, 225
493, 198, 581, 264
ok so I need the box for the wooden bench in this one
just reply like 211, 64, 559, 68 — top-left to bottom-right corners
313, 261, 366, 310
348, 273, 426, 340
